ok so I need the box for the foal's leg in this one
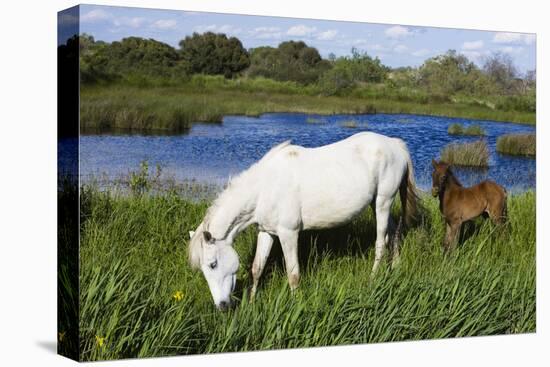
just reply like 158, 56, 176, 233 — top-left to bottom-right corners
250, 231, 274, 301
489, 197, 507, 225
444, 221, 461, 253
371, 195, 392, 275
278, 228, 300, 291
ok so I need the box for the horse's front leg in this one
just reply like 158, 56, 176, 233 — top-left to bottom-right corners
278, 228, 300, 291
250, 231, 274, 301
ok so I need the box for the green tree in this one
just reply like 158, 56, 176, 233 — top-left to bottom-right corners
248, 41, 331, 84
179, 32, 250, 78
80, 36, 187, 83
418, 50, 488, 96
483, 52, 519, 94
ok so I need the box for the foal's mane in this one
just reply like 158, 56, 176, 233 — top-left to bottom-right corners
441, 166, 462, 190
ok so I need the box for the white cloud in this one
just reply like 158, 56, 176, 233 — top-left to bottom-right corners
151, 19, 177, 30
385, 25, 412, 39
499, 46, 524, 55
81, 9, 112, 23
461, 50, 482, 62
367, 44, 388, 51
194, 24, 217, 32
250, 27, 282, 40
287, 25, 317, 36
317, 29, 338, 41
461, 49, 491, 63
193, 24, 242, 35
462, 40, 484, 50
113, 17, 146, 28
412, 48, 431, 57
393, 44, 408, 53
493, 32, 535, 45
253, 26, 280, 33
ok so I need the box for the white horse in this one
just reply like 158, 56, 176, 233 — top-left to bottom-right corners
188, 132, 417, 310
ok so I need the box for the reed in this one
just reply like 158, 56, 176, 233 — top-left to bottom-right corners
496, 133, 536, 157
440, 140, 489, 167
341, 119, 359, 128
448, 123, 485, 136
76, 178, 535, 361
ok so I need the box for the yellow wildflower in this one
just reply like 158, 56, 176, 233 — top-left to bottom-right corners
172, 290, 183, 301
95, 335, 106, 348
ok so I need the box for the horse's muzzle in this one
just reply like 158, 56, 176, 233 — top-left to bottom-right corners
217, 300, 231, 311
431, 188, 439, 197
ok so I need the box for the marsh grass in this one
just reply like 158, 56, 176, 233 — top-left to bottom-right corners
77, 182, 535, 361
441, 140, 490, 167
80, 78, 535, 133
496, 133, 536, 157
448, 123, 486, 136
306, 117, 325, 124
341, 119, 359, 128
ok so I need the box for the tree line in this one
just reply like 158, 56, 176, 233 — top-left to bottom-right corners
76, 32, 535, 112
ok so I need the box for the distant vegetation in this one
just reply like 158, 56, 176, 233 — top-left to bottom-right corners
441, 140, 490, 167
68, 32, 536, 131
496, 133, 536, 157
448, 123, 486, 136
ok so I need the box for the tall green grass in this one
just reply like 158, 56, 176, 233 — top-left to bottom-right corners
441, 140, 490, 167
496, 133, 536, 157
76, 185, 535, 361
80, 76, 535, 133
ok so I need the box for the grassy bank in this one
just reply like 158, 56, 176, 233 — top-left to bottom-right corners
76, 186, 535, 361
80, 78, 535, 133
497, 133, 536, 157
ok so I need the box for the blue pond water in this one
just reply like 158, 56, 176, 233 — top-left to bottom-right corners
78, 113, 536, 193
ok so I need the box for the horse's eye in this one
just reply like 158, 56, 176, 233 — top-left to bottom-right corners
209, 261, 217, 269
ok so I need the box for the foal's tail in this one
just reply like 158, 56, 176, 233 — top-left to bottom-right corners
397, 140, 419, 228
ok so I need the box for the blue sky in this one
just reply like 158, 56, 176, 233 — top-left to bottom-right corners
63, 4, 536, 73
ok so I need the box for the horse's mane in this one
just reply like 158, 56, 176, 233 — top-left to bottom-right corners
205, 140, 291, 224
188, 140, 291, 269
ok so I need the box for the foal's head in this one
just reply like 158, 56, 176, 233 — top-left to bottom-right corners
431, 159, 452, 197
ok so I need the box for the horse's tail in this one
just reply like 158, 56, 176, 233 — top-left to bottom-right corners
397, 139, 419, 228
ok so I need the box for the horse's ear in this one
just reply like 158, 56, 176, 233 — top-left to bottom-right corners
189, 231, 195, 239
431, 158, 438, 168
203, 231, 213, 243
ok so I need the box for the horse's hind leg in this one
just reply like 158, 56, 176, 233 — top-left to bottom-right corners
250, 231, 274, 301
278, 228, 300, 291
371, 195, 392, 275
391, 216, 403, 269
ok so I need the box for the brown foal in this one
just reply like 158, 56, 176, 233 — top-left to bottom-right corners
431, 159, 507, 253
